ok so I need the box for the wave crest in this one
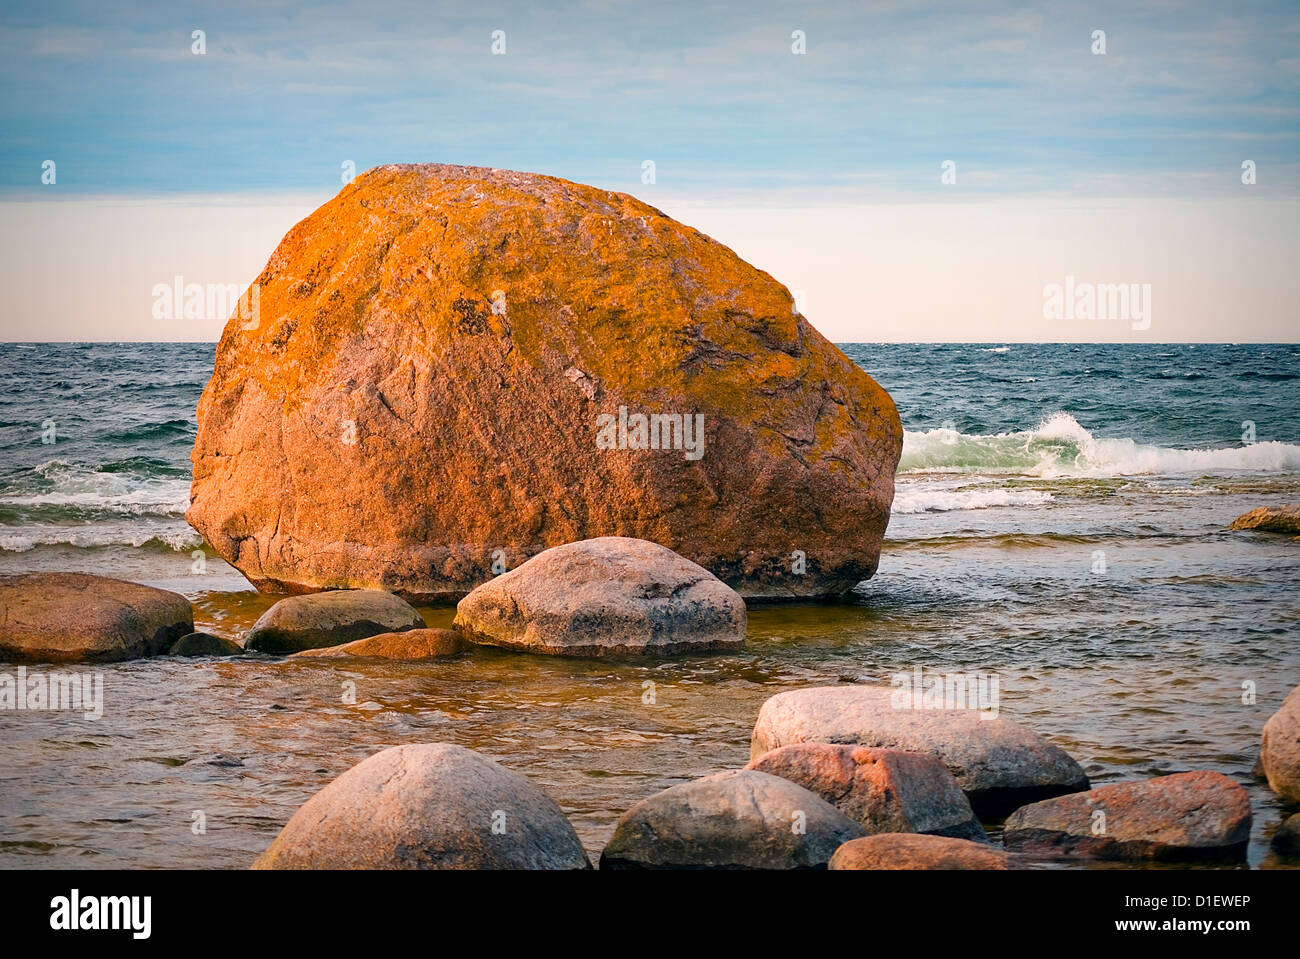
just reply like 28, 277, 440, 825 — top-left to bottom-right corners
900, 412, 1300, 478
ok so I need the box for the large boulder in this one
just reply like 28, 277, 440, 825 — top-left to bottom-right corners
244, 589, 424, 653
750, 686, 1088, 816
745, 743, 985, 841
187, 164, 901, 602
1261, 685, 1300, 802
292, 627, 465, 659
454, 536, 745, 657
1003, 771, 1251, 861
1229, 505, 1300, 536
599, 770, 866, 869
830, 833, 1013, 870
252, 743, 590, 869
0, 573, 192, 663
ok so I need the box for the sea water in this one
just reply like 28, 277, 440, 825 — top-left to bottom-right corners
0, 342, 1297, 868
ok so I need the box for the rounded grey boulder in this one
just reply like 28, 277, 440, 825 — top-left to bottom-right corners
244, 589, 425, 653
599, 769, 866, 869
750, 685, 1089, 816
454, 536, 746, 657
252, 743, 591, 869
0, 572, 192, 663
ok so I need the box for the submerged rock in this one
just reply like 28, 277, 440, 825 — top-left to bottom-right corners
599, 770, 865, 869
830, 833, 1013, 870
1003, 771, 1251, 861
1272, 813, 1300, 857
0, 572, 192, 663
243, 589, 425, 654
750, 685, 1088, 816
454, 536, 745, 657
745, 743, 986, 841
292, 627, 465, 659
1228, 505, 1300, 536
187, 164, 902, 602
1261, 685, 1300, 802
170, 632, 243, 657
252, 743, 590, 869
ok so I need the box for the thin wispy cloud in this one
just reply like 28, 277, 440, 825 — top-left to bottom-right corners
1, 0, 1296, 199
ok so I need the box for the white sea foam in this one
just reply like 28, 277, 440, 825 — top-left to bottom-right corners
892, 487, 1053, 514
0, 460, 190, 516
0, 527, 201, 552
900, 412, 1300, 478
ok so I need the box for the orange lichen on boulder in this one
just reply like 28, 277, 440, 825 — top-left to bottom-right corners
188, 164, 901, 601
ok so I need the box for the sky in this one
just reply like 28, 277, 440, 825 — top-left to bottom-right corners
0, 0, 1297, 342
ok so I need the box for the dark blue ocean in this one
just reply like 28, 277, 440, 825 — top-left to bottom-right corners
0, 342, 1298, 869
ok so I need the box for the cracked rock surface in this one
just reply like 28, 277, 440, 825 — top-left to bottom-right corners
188, 163, 901, 601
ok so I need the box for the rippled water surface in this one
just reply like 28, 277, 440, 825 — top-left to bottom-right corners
1, 343, 1298, 868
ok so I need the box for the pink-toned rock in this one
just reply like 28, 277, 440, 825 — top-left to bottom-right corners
745, 743, 985, 841
292, 628, 465, 659
750, 685, 1088, 816
829, 833, 1012, 870
1003, 771, 1251, 861
1261, 684, 1300, 802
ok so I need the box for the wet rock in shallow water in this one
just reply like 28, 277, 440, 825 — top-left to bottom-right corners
292, 627, 466, 659
186, 164, 902, 603
1003, 771, 1251, 861
243, 589, 425, 654
830, 833, 1013, 870
1228, 505, 1300, 536
170, 632, 243, 657
455, 537, 745, 658
1261, 684, 1300, 802
745, 743, 986, 841
599, 769, 865, 870
0, 572, 192, 663
750, 685, 1088, 816
1271, 813, 1300, 857
252, 743, 590, 869
1251, 753, 1267, 782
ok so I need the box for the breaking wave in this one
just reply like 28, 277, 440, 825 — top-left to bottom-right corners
900, 412, 1300, 478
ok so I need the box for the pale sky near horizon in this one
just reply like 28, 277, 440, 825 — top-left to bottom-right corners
1, 0, 1297, 342
2, 190, 1296, 343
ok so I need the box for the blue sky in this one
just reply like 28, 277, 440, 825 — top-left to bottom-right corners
4, 0, 1298, 199
0, 1, 1296, 341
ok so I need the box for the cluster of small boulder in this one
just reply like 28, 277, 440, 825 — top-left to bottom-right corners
251, 682, 1293, 869
1, 531, 1298, 868
0, 537, 744, 663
